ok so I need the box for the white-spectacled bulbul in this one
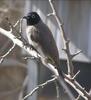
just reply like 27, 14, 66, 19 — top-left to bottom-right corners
23, 12, 63, 77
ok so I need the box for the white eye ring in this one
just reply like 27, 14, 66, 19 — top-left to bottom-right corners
31, 15, 35, 18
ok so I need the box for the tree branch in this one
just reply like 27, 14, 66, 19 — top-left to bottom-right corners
0, 27, 40, 58
48, 0, 74, 77
0, 26, 75, 99
22, 77, 57, 100
48, 0, 91, 99
55, 81, 60, 100
0, 43, 15, 63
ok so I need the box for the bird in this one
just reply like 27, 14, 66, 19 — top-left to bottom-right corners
23, 12, 63, 77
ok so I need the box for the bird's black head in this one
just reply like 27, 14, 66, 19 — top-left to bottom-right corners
23, 12, 41, 25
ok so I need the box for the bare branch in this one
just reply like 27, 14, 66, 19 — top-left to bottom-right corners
22, 77, 57, 100
0, 18, 25, 64
47, 13, 54, 17
55, 81, 60, 100
0, 27, 75, 100
5, 17, 13, 32
48, 0, 91, 99
0, 2, 87, 99
18, 75, 29, 100
6, 17, 24, 39
13, 18, 23, 28
49, 0, 74, 77
76, 95, 81, 100
23, 56, 37, 60
0, 43, 15, 63
19, 18, 23, 33
71, 50, 82, 59
0, 27, 40, 58
65, 77, 90, 100
72, 70, 80, 79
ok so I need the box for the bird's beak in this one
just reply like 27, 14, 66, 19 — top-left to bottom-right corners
23, 16, 27, 19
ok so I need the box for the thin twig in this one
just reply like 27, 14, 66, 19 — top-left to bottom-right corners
13, 18, 23, 28
72, 70, 80, 79
15, 18, 33, 46
0, 17, 24, 64
48, 0, 91, 99
19, 18, 23, 33
76, 95, 81, 100
5, 17, 13, 32
65, 77, 90, 100
6, 17, 25, 40
55, 81, 60, 100
71, 50, 82, 59
48, 0, 74, 77
22, 77, 57, 100
18, 75, 29, 100
0, 43, 15, 63
23, 56, 36, 60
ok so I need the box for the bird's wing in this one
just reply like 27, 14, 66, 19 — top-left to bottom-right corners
30, 23, 60, 67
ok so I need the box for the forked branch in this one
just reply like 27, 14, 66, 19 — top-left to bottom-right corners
48, 0, 91, 99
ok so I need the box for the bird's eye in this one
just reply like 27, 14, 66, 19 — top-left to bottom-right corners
31, 14, 35, 18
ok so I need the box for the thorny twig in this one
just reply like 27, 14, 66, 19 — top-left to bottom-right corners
48, 0, 91, 99
48, 0, 74, 77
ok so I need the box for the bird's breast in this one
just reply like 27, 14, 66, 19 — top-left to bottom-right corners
26, 26, 45, 57
26, 26, 38, 47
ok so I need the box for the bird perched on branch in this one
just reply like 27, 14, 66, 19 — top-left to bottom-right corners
23, 12, 63, 77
